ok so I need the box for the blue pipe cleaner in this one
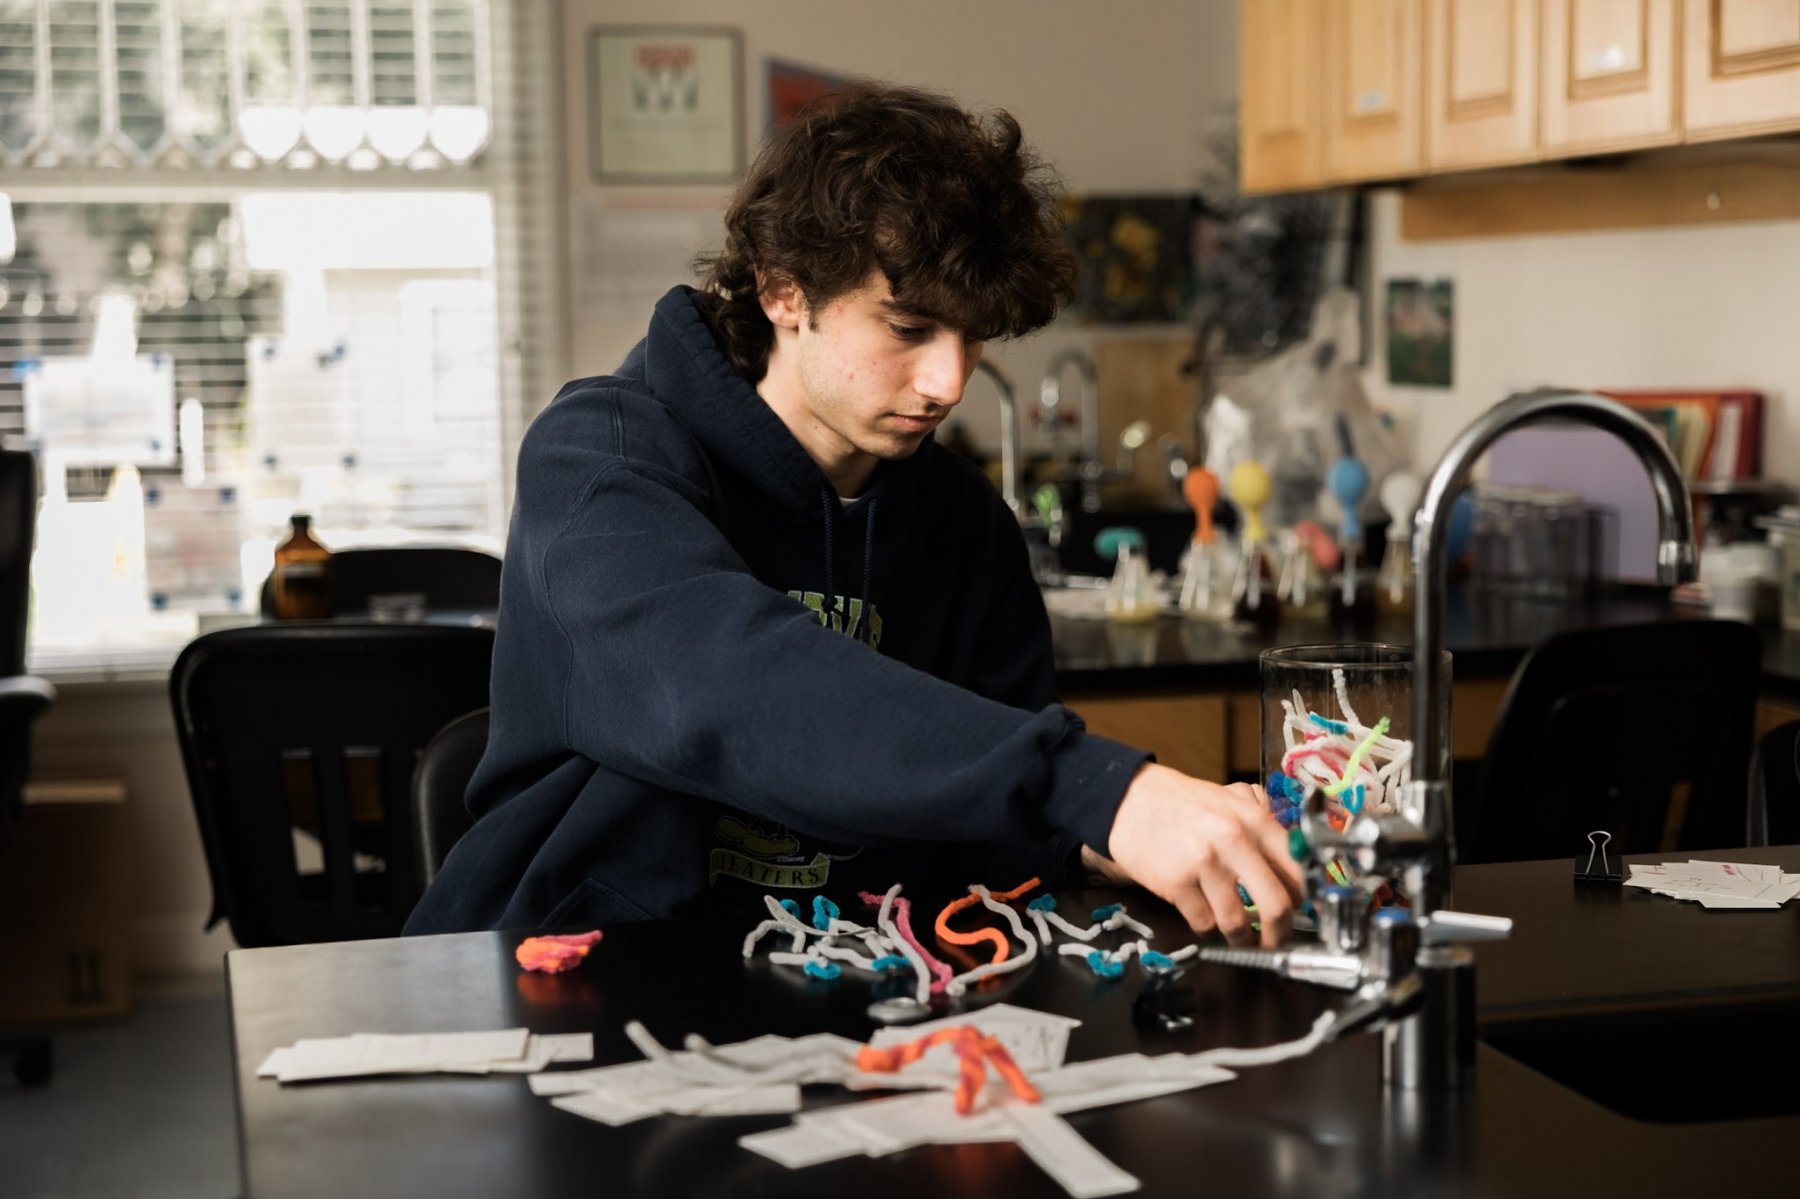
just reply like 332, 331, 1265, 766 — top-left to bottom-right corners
1345, 783, 1365, 815
778, 898, 801, 917
870, 954, 909, 972
1091, 903, 1123, 922
1309, 713, 1351, 735
1236, 882, 1252, 906
1141, 950, 1175, 972
1267, 771, 1292, 801
1028, 895, 1058, 912
802, 959, 841, 980
1276, 806, 1303, 828
1084, 950, 1125, 978
811, 895, 839, 930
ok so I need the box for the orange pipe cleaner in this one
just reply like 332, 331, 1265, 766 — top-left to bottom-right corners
855, 1025, 1041, 1115
932, 877, 1040, 968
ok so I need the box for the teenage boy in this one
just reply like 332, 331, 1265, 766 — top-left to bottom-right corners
406, 86, 1300, 946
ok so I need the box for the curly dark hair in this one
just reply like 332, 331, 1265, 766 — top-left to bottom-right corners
694, 84, 1077, 381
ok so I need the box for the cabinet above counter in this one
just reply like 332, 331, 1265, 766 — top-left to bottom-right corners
1241, 1, 1800, 210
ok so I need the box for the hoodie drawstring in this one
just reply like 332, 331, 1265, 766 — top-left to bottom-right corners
818, 487, 837, 623
860, 496, 878, 621
817, 486, 879, 638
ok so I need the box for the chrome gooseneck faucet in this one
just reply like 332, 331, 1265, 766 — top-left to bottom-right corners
1405, 389, 1699, 918
972, 359, 1022, 517
1202, 389, 1699, 1091
1038, 348, 1104, 512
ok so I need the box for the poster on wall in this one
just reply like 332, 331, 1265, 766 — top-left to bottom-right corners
589, 27, 743, 183
1385, 277, 1454, 388
764, 58, 861, 133
1061, 195, 1203, 324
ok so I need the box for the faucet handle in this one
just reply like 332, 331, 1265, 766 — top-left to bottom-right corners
1417, 910, 1513, 946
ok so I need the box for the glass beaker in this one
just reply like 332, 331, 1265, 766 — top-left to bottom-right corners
1258, 644, 1450, 841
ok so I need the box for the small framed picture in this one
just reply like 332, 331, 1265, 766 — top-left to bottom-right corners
588, 26, 744, 184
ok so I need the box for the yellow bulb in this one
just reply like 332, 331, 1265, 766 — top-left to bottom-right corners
1229, 460, 1272, 544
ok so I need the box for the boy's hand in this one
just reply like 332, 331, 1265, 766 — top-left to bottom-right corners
1098, 763, 1303, 947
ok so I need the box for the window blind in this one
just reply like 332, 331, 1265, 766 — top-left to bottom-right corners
0, 0, 566, 660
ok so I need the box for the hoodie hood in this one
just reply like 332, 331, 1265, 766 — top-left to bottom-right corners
616, 285, 927, 517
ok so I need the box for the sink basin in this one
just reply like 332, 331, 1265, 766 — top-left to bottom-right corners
1479, 1000, 1800, 1124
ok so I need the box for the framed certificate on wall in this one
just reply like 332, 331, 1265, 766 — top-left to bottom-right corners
588, 27, 743, 183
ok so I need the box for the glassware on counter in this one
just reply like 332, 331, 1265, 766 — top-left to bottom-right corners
1177, 468, 1234, 621
1275, 528, 1328, 622
1097, 527, 1160, 624
1259, 643, 1449, 905
271, 512, 334, 619
1756, 507, 1800, 631
1375, 470, 1422, 617
1470, 487, 1594, 600
1228, 460, 1278, 630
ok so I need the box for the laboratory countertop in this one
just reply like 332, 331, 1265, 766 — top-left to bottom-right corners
1051, 585, 1800, 700
226, 847, 1800, 1198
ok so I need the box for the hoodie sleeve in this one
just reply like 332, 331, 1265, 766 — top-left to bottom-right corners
530, 450, 1146, 860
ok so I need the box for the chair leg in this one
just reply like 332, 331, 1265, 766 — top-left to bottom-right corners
5, 1037, 53, 1087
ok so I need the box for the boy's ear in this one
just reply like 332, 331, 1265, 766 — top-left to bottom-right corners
756, 271, 806, 331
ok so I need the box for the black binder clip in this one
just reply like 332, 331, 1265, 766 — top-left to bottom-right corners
1574, 829, 1622, 886
1132, 979, 1197, 1033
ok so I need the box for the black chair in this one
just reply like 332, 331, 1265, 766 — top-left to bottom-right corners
1464, 620, 1760, 864
258, 545, 502, 617
170, 623, 494, 947
411, 706, 489, 889
1, 448, 57, 1085
1750, 720, 1800, 847
0, 448, 36, 679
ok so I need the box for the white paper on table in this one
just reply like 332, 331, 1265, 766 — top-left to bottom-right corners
527, 1058, 660, 1097
255, 1047, 292, 1078
275, 1028, 531, 1082
1693, 894, 1783, 909
550, 1088, 662, 1127
1001, 1101, 1142, 1198
1036, 1054, 1236, 1114
657, 1082, 802, 1116
739, 1122, 867, 1169
1625, 864, 1781, 903
479, 1032, 596, 1074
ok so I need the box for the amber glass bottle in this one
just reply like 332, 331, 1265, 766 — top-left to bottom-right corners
271, 514, 334, 619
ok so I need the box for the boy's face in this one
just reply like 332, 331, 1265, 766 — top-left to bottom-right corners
758, 270, 984, 493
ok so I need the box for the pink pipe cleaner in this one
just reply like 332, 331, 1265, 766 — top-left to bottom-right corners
860, 889, 954, 994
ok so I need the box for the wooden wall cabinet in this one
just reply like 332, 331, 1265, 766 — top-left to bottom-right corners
1240, 0, 1327, 192
1541, 0, 1680, 155
1238, 0, 1800, 210
1324, 0, 1424, 182
1684, 0, 1800, 140
1425, 0, 1539, 169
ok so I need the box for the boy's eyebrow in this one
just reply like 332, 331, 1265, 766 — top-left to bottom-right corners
876, 298, 933, 322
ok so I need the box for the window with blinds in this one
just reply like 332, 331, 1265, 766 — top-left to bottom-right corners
0, 0, 564, 669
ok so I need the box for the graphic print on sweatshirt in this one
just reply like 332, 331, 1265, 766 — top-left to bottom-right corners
787, 590, 882, 649
705, 589, 882, 890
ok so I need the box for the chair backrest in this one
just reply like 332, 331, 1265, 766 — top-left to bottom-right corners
411, 706, 489, 890
170, 622, 494, 947
1751, 720, 1800, 847
0, 450, 37, 679
0, 677, 55, 852
1465, 620, 1760, 864
258, 546, 502, 617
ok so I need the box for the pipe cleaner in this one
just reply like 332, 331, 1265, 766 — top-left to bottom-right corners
514, 929, 603, 973
854, 1025, 1040, 1115
943, 884, 1041, 997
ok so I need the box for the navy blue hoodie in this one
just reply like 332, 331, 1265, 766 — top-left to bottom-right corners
405, 286, 1149, 933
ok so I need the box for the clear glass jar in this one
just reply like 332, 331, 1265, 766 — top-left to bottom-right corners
1259, 643, 1449, 843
